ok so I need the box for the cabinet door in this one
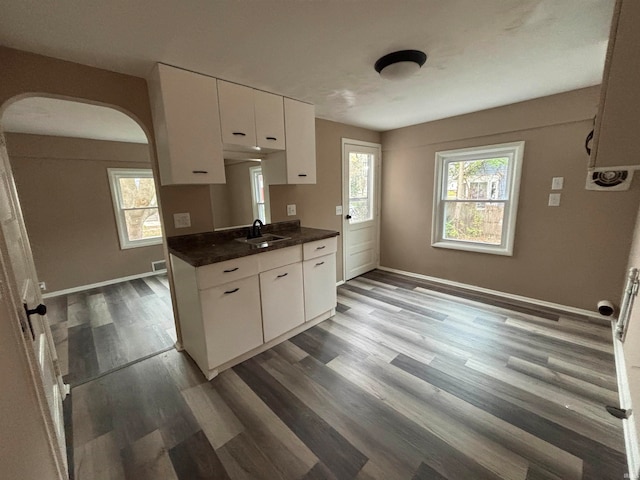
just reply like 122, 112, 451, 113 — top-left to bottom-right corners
254, 90, 286, 150
260, 263, 304, 342
591, 0, 640, 168
200, 275, 263, 368
149, 64, 225, 185
284, 98, 316, 184
218, 80, 257, 148
303, 253, 336, 321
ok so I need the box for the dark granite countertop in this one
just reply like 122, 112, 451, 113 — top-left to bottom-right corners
167, 220, 339, 267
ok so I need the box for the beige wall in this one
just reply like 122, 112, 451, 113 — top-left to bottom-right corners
381, 86, 640, 310
270, 118, 381, 282
6, 133, 165, 293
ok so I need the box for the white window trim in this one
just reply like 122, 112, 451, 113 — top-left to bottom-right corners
431, 141, 524, 256
108, 168, 162, 250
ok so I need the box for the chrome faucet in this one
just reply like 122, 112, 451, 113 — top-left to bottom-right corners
248, 219, 264, 239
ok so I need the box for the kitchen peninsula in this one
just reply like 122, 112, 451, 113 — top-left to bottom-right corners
168, 220, 338, 379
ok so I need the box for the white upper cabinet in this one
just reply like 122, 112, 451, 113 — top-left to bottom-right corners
218, 81, 286, 152
148, 64, 226, 185
262, 98, 316, 184
254, 90, 286, 150
149, 63, 311, 185
590, 0, 640, 169
218, 80, 257, 149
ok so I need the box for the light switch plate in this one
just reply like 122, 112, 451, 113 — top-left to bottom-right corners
551, 177, 564, 190
548, 193, 561, 207
336, 205, 343, 215
173, 212, 191, 228
287, 204, 297, 216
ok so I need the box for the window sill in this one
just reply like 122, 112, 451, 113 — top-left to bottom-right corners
431, 240, 513, 256
119, 238, 163, 250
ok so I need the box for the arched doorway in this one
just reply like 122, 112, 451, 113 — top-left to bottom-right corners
0, 93, 176, 477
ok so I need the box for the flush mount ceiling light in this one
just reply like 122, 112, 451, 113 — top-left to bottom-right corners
374, 49, 427, 80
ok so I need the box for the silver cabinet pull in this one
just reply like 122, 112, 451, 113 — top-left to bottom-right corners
224, 288, 239, 294
223, 267, 239, 273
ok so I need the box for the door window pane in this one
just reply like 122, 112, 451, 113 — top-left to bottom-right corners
349, 152, 374, 223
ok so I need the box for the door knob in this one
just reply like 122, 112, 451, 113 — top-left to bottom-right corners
345, 214, 352, 220
23, 303, 46, 340
26, 303, 47, 317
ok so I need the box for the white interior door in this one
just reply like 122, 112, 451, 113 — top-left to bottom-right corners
342, 139, 381, 281
0, 133, 68, 470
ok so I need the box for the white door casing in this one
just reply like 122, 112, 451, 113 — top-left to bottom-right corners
342, 139, 381, 281
0, 132, 68, 476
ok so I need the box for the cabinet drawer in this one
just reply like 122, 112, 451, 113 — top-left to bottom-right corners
200, 276, 263, 368
303, 236, 337, 260
260, 263, 304, 342
258, 245, 302, 272
196, 255, 259, 290
303, 253, 337, 321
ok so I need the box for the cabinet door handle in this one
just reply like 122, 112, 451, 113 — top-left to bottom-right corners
192, 170, 208, 174
298, 174, 307, 177
276, 272, 288, 278
232, 132, 246, 136
266, 136, 277, 141
224, 288, 240, 294
315, 261, 325, 266
223, 267, 239, 273
316, 245, 326, 250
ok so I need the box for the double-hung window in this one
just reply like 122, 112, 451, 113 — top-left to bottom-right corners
108, 168, 162, 249
432, 141, 524, 256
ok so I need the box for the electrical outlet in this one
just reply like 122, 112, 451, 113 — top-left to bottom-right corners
551, 177, 564, 190
548, 193, 561, 207
38, 281, 46, 291
287, 204, 296, 216
336, 205, 343, 215
173, 212, 191, 228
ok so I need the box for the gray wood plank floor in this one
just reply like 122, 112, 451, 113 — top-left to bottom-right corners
65, 269, 627, 479
48, 274, 176, 386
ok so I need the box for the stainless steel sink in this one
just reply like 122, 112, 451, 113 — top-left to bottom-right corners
234, 234, 291, 247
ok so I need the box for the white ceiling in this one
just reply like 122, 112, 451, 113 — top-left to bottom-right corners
0, 0, 615, 135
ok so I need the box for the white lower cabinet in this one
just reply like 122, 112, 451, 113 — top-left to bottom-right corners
260, 262, 305, 342
171, 239, 336, 379
303, 253, 337, 321
200, 275, 263, 369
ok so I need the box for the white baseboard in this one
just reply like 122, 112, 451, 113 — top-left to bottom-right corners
612, 325, 640, 479
376, 266, 601, 318
336, 280, 345, 287
42, 270, 167, 298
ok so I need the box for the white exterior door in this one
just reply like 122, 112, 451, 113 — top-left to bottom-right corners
342, 139, 381, 281
0, 133, 68, 473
